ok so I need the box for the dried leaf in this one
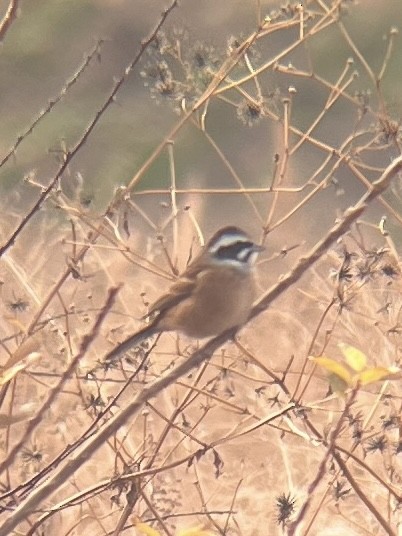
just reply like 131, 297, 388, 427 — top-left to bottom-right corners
0, 403, 36, 427
3, 334, 43, 369
0, 351, 41, 386
0, 334, 43, 386
3, 316, 26, 333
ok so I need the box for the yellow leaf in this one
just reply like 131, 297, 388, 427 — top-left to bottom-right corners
357, 366, 401, 386
177, 527, 215, 536
135, 522, 160, 536
339, 343, 367, 372
310, 356, 352, 385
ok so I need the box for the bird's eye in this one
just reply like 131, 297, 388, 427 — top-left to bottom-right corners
215, 241, 254, 262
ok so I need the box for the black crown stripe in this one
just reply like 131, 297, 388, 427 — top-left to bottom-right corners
214, 241, 254, 262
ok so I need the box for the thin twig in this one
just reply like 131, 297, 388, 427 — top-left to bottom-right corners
0, 40, 105, 169
0, 0, 19, 42
0, 0, 179, 259
0, 286, 121, 477
1, 156, 400, 536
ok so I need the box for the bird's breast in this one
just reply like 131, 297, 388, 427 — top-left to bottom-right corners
163, 266, 256, 338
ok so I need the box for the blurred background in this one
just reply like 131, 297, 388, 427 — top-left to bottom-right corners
1, 0, 401, 210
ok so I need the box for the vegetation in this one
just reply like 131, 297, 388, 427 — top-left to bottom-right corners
0, 1, 402, 534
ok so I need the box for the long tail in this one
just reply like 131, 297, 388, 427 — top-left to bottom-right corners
104, 323, 159, 364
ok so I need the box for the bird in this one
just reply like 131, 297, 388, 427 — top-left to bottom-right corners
105, 226, 263, 363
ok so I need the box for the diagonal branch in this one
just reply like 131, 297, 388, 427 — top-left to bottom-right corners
0, 156, 401, 536
0, 0, 178, 259
0, 0, 19, 42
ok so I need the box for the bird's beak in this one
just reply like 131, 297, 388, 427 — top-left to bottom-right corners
253, 244, 265, 253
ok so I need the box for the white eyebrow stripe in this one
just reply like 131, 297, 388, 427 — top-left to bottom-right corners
237, 245, 253, 261
211, 257, 252, 270
209, 234, 249, 253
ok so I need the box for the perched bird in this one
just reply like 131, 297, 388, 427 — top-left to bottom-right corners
105, 226, 263, 362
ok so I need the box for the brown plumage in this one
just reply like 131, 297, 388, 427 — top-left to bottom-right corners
105, 226, 262, 362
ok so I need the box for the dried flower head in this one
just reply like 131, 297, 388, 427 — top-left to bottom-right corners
237, 99, 264, 127
276, 492, 297, 526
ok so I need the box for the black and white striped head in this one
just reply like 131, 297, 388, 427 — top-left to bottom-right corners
206, 226, 263, 270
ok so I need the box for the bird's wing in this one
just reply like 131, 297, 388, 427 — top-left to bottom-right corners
148, 275, 196, 318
